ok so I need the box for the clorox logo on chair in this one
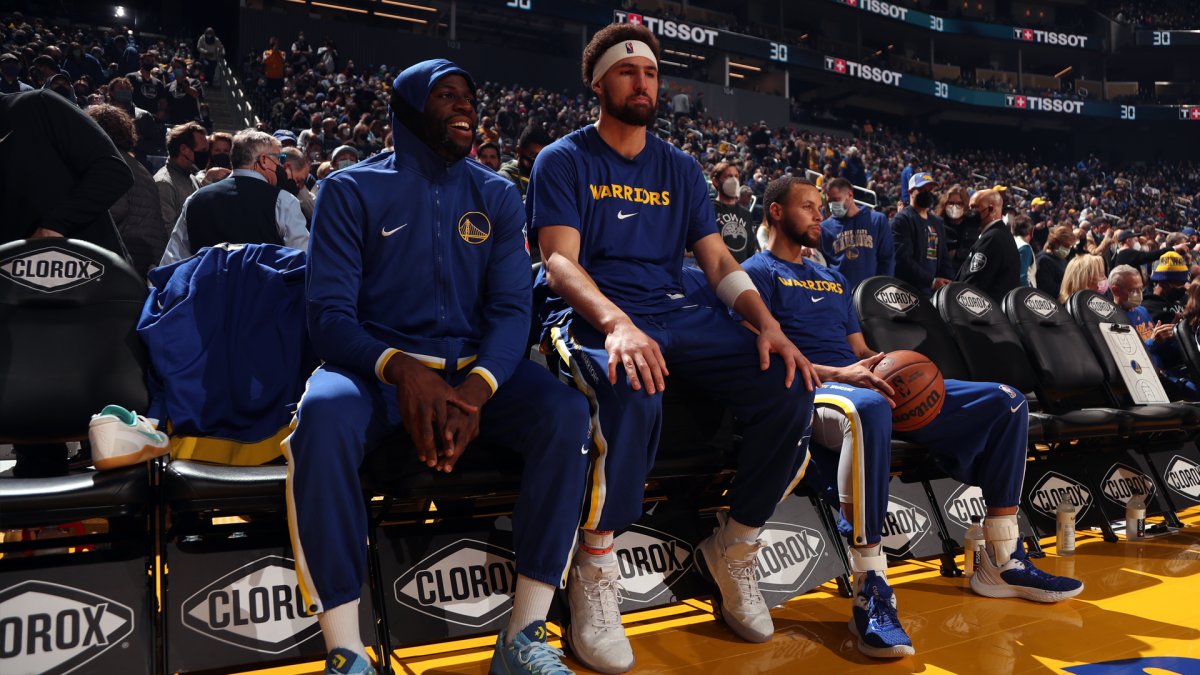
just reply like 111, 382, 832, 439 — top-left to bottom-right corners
1100, 463, 1156, 506
955, 288, 992, 317
394, 539, 516, 628
181, 555, 320, 654
1028, 471, 1093, 518
613, 526, 693, 604
1165, 455, 1200, 501
943, 484, 987, 528
0, 247, 105, 293
881, 496, 932, 557
0, 580, 134, 674
1087, 295, 1116, 318
753, 522, 827, 594
1023, 293, 1058, 318
874, 284, 918, 313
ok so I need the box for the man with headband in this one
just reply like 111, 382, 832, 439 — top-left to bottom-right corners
528, 24, 818, 673
285, 58, 590, 675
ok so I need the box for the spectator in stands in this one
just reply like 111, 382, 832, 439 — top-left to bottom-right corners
273, 129, 298, 148
331, 144, 359, 170
1111, 264, 1196, 398
262, 37, 285, 99
108, 76, 164, 163
838, 145, 867, 187
196, 27, 224, 86
500, 125, 551, 199
285, 58, 591, 675
671, 89, 690, 120
160, 129, 307, 266
281, 146, 315, 223
317, 38, 338, 73
155, 121, 208, 228
476, 141, 501, 171
62, 41, 103, 83
127, 51, 166, 118
939, 184, 977, 271
820, 176, 894, 291
1111, 228, 1164, 270
37, 62, 76, 103
1036, 226, 1077, 300
1058, 254, 1107, 304
1144, 251, 1190, 323
164, 56, 202, 124
1012, 215, 1036, 287
899, 155, 914, 204
208, 131, 233, 170
0, 52, 32, 93
748, 120, 770, 160
957, 188, 1020, 303
712, 160, 758, 263
86, 103, 166, 276
892, 172, 952, 296
290, 31, 313, 68
477, 115, 499, 145
112, 34, 140, 79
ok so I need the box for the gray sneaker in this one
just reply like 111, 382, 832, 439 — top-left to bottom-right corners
565, 560, 634, 674
694, 511, 774, 643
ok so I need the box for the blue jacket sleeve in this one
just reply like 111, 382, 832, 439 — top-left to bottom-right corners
304, 174, 394, 381
874, 211, 895, 277
467, 184, 532, 395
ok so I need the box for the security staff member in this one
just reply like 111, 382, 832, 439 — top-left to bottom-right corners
956, 188, 1019, 303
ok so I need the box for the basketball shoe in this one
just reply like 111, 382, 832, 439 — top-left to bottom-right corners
88, 405, 169, 470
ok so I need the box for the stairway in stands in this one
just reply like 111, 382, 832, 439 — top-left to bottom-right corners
206, 59, 258, 133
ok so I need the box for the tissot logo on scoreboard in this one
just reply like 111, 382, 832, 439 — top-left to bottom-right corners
823, 56, 903, 86
843, 0, 910, 21
612, 10, 718, 46
1005, 94, 1083, 115
1179, 107, 1200, 121
1012, 27, 1089, 48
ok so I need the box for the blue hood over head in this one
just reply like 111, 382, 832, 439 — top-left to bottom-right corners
391, 58, 475, 112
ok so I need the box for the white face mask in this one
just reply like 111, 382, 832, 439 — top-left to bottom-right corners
1125, 289, 1143, 308
829, 200, 848, 218
721, 176, 740, 198
945, 205, 963, 220
336, 159, 355, 170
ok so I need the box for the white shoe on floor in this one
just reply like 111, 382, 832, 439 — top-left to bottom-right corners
565, 560, 634, 673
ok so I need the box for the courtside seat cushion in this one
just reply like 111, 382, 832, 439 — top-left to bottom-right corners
164, 460, 287, 511
1050, 408, 1127, 438
1120, 404, 1193, 431
0, 465, 150, 528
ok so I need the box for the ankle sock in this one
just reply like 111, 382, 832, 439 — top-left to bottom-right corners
505, 575, 556, 645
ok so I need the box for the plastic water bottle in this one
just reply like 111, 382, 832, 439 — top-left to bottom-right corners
964, 515, 985, 576
1126, 495, 1146, 540
1056, 499, 1076, 556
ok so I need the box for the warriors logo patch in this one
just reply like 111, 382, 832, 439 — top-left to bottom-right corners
458, 212, 491, 244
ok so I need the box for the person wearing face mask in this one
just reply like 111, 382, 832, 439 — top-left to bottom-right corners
330, 144, 360, 172
108, 76, 164, 164
890, 172, 953, 296
938, 184, 979, 271
820, 177, 894, 291
1035, 225, 1077, 300
711, 161, 758, 263
165, 57, 202, 125
155, 122, 209, 226
62, 41, 103, 84
1012, 215, 1036, 287
1111, 264, 1198, 399
0, 53, 33, 94
281, 146, 315, 224
126, 51, 165, 115
956, 188, 1020, 303
1142, 251, 1191, 324
44, 72, 77, 104
159, 129, 307, 266
195, 28, 224, 87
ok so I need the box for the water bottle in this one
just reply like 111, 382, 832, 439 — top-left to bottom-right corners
964, 515, 985, 576
1056, 499, 1076, 556
1126, 495, 1146, 540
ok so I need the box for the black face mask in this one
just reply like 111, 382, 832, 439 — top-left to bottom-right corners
914, 190, 935, 210
209, 152, 231, 169
1164, 286, 1187, 304
191, 149, 210, 168
275, 164, 297, 194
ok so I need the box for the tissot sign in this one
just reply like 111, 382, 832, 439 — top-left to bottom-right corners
612, 10, 718, 46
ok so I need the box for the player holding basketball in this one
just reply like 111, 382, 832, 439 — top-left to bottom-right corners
529, 23, 818, 674
717, 176, 1083, 658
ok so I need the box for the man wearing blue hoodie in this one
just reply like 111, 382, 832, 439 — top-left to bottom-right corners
284, 59, 591, 675
820, 177, 894, 291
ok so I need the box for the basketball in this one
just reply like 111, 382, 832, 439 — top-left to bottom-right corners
872, 350, 946, 432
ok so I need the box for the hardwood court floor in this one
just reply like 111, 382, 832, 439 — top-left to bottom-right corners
249, 508, 1200, 675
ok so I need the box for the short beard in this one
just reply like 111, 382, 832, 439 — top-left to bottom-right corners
601, 89, 656, 126
780, 221, 820, 249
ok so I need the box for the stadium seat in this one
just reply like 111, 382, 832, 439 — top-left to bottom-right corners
853, 276, 970, 380
1175, 318, 1200, 384
0, 238, 156, 674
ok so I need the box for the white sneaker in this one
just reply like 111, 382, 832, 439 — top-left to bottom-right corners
694, 511, 774, 643
565, 560, 634, 674
88, 405, 169, 470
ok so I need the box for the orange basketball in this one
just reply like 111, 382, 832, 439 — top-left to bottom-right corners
872, 350, 946, 432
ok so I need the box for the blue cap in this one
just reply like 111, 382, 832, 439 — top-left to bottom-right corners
1184, 227, 1197, 237
272, 129, 297, 144
908, 172, 937, 191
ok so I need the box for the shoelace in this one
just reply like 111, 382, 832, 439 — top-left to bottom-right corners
516, 640, 570, 674
1009, 550, 1056, 581
582, 575, 624, 627
726, 557, 765, 608
866, 592, 901, 630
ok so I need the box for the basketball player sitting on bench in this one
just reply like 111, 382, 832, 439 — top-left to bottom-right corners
685, 176, 1083, 659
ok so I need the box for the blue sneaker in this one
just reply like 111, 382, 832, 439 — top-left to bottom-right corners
849, 572, 915, 658
325, 647, 376, 675
489, 620, 574, 675
971, 539, 1084, 602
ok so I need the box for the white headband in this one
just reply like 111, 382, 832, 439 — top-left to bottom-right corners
591, 40, 657, 85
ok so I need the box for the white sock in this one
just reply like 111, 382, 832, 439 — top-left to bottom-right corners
849, 544, 886, 592
577, 529, 616, 567
719, 515, 761, 548
319, 599, 366, 658
984, 514, 1020, 562
505, 575, 556, 644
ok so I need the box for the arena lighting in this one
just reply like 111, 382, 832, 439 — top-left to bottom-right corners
311, 1, 368, 13
379, 0, 437, 11
376, 11, 427, 23
664, 48, 705, 61
114, 6, 125, 17
729, 72, 745, 79
729, 61, 762, 72
659, 59, 687, 67
1055, 66, 1073, 78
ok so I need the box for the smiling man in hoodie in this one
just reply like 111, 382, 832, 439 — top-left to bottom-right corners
284, 59, 590, 675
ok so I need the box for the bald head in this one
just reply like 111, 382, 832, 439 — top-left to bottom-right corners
969, 189, 1004, 225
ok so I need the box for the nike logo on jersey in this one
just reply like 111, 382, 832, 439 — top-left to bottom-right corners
1010, 399, 1026, 413
810, 296, 826, 303
382, 223, 408, 237
617, 210, 638, 220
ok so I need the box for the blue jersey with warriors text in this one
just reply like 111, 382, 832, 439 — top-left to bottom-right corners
820, 206, 895, 291
528, 125, 717, 318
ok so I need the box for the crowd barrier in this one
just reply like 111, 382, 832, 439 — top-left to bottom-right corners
2, 239, 1199, 674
